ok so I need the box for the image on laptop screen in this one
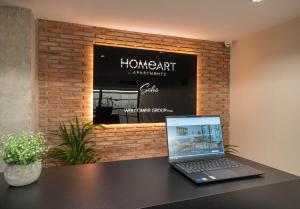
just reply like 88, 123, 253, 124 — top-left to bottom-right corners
166, 116, 224, 161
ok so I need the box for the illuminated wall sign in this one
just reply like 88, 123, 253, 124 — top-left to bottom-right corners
120, 58, 176, 72
93, 45, 197, 124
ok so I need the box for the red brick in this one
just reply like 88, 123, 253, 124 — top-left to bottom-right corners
38, 19, 230, 167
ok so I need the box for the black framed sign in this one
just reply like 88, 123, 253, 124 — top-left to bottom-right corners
93, 45, 197, 124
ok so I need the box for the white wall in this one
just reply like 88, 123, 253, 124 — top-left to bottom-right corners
231, 17, 300, 176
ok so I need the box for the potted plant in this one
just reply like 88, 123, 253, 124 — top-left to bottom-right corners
47, 118, 103, 165
0, 132, 47, 186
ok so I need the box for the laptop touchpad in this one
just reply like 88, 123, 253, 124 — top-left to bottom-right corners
208, 169, 238, 179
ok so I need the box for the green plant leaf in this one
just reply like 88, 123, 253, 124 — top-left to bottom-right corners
0, 132, 47, 165
47, 117, 104, 165
224, 144, 239, 154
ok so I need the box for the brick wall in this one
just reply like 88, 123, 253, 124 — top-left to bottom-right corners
38, 19, 230, 164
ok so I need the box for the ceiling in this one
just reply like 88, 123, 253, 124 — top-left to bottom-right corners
1, 0, 300, 41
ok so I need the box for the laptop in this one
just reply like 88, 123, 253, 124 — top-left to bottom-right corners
165, 115, 263, 184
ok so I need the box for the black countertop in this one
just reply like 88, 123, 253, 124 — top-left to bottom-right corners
0, 155, 298, 209
145, 179, 300, 209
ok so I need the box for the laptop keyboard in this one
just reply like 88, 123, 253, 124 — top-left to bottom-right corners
176, 158, 244, 174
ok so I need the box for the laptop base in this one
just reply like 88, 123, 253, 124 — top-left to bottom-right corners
171, 157, 264, 184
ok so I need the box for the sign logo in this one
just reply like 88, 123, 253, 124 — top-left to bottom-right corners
120, 58, 176, 77
140, 83, 159, 95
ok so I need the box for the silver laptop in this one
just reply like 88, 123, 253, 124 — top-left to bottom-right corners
166, 115, 263, 184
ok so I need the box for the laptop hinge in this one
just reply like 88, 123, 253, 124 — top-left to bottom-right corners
170, 153, 225, 164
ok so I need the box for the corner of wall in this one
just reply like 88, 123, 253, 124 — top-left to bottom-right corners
30, 11, 39, 132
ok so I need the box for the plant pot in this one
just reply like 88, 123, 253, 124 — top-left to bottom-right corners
4, 161, 42, 186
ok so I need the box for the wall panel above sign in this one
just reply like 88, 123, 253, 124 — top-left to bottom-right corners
93, 45, 197, 124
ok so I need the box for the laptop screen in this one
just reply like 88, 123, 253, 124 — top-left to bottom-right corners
166, 116, 224, 161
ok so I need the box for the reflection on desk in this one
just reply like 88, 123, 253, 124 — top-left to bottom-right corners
144, 179, 300, 209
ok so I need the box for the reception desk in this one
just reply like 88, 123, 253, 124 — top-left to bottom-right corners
0, 155, 299, 209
